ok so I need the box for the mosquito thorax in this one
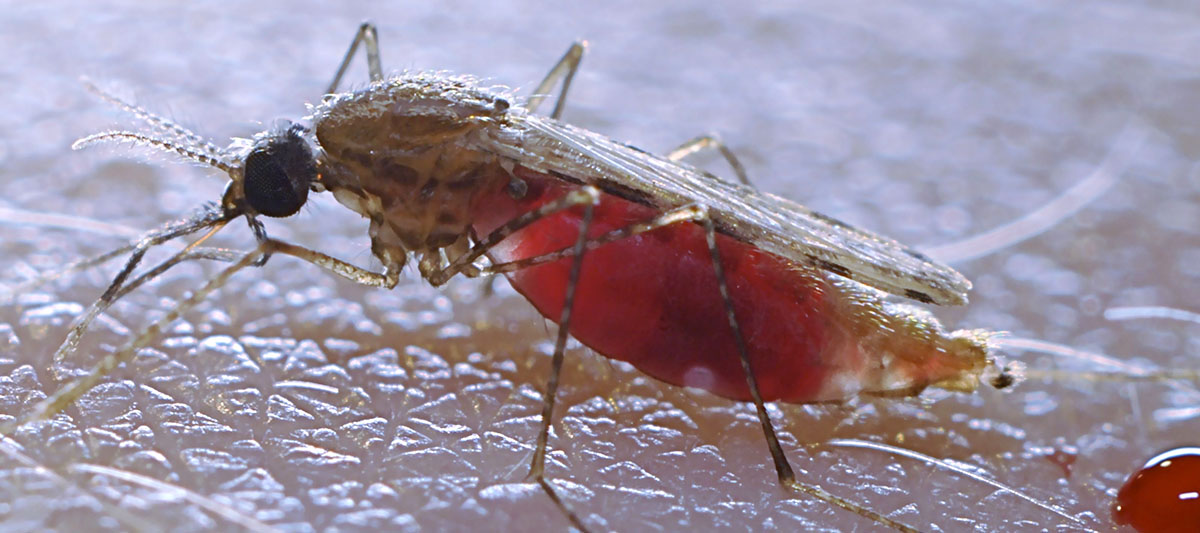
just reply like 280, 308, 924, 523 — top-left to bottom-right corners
312, 75, 512, 152
306, 75, 518, 252
239, 122, 317, 218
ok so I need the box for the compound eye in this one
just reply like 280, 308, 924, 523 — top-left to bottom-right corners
241, 129, 316, 217
243, 149, 307, 217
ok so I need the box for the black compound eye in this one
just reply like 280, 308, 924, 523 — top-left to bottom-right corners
241, 126, 316, 218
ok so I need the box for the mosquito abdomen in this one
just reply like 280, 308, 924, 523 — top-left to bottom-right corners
472, 167, 995, 403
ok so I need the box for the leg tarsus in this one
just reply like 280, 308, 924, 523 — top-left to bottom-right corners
536, 476, 593, 533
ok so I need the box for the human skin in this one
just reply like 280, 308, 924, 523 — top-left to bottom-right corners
1, 2, 1197, 531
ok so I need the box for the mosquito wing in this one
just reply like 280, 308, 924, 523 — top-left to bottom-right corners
484, 111, 971, 306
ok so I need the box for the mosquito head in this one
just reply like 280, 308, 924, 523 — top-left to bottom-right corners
72, 78, 320, 220
238, 122, 317, 218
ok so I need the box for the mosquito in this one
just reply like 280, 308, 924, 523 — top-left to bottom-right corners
4, 23, 1025, 532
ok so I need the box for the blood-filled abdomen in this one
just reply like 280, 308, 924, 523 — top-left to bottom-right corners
470, 166, 992, 404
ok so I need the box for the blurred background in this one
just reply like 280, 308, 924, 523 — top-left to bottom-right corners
1, 1, 1198, 531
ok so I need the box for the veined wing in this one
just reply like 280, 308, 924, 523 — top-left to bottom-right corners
486, 111, 971, 306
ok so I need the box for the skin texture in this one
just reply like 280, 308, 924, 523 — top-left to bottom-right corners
1, 2, 1198, 531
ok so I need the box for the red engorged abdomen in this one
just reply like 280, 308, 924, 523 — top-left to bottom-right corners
471, 167, 837, 403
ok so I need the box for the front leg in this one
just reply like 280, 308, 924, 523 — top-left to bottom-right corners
271, 238, 404, 290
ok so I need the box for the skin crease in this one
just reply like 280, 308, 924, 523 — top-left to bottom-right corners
1, 2, 1198, 532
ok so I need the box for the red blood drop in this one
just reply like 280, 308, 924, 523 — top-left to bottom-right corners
1113, 446, 1200, 533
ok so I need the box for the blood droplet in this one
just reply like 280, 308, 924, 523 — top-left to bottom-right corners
1113, 446, 1200, 532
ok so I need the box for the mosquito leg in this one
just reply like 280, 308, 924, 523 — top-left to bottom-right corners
110, 248, 242, 302
431, 204, 744, 533
48, 207, 236, 362
667, 133, 752, 187
427, 187, 602, 286
473, 40, 583, 294
0, 244, 271, 436
439, 196, 701, 303
696, 214, 921, 533
4, 229, 402, 436
527, 195, 595, 533
268, 238, 404, 290
52, 245, 241, 366
272, 226, 603, 526
431, 190, 923, 531
326, 22, 383, 95
2, 204, 232, 307
526, 41, 588, 119
479, 204, 707, 276
244, 215, 275, 267
458, 181, 590, 295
